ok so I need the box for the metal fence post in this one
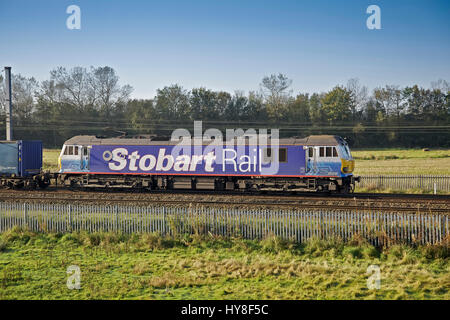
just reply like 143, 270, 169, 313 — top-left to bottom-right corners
23, 203, 28, 229
68, 204, 72, 232
162, 206, 166, 235
114, 205, 119, 232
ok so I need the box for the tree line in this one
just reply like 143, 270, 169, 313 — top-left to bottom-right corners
0, 66, 449, 148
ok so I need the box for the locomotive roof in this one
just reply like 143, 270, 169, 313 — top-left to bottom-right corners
64, 135, 344, 146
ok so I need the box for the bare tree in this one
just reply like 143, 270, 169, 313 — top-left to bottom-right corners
260, 73, 293, 121
346, 78, 368, 120
373, 85, 404, 120
431, 79, 450, 92
12, 74, 39, 121
38, 66, 132, 116
47, 66, 94, 110
0, 73, 38, 121
91, 66, 132, 116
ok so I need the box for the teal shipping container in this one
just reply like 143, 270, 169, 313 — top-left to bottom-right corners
0, 140, 42, 177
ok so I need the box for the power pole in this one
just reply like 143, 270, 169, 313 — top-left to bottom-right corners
4, 66, 12, 140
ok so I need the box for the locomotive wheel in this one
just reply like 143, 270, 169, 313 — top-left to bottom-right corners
340, 185, 350, 194
24, 180, 37, 189
13, 182, 24, 189
38, 180, 50, 189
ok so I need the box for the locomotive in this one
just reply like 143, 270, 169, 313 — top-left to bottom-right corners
56, 134, 359, 193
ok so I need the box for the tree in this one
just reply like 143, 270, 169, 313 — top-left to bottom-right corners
287, 93, 310, 123
91, 66, 132, 118
155, 85, 190, 121
47, 66, 94, 110
374, 85, 404, 119
321, 86, 352, 125
224, 91, 246, 121
11, 74, 39, 123
352, 123, 366, 147
346, 78, 368, 121
41, 66, 132, 117
260, 73, 292, 122
0, 73, 39, 125
431, 79, 450, 93
215, 91, 232, 120
190, 88, 220, 120
242, 91, 266, 121
125, 99, 156, 134
309, 93, 324, 124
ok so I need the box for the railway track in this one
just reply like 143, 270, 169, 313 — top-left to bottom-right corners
0, 188, 448, 213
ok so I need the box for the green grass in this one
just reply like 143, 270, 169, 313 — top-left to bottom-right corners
43, 149, 60, 172
355, 187, 449, 195
352, 149, 450, 175
0, 228, 448, 300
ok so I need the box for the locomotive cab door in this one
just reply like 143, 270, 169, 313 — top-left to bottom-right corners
81, 146, 90, 171
306, 146, 317, 174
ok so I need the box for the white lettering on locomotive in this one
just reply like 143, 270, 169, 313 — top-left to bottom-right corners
110, 148, 128, 170
107, 147, 273, 173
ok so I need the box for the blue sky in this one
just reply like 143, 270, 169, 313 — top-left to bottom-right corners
0, 0, 449, 98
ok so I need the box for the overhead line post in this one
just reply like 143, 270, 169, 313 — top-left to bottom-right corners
4, 66, 13, 140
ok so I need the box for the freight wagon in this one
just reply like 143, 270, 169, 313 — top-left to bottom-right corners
0, 140, 50, 188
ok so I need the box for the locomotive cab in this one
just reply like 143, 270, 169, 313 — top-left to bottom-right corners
338, 141, 355, 174
59, 144, 91, 172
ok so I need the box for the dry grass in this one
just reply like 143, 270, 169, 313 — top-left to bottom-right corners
352, 149, 450, 175
43, 149, 60, 172
0, 229, 448, 300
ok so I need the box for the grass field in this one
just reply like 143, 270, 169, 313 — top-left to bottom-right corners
43, 149, 60, 172
352, 149, 450, 175
43, 148, 450, 175
0, 229, 448, 300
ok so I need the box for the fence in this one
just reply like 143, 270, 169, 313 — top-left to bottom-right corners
357, 175, 450, 192
0, 202, 448, 246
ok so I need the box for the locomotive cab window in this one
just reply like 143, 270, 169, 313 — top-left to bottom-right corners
63, 145, 79, 156
279, 148, 287, 163
263, 148, 288, 163
319, 146, 338, 158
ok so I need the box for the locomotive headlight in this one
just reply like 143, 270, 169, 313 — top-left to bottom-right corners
341, 159, 355, 174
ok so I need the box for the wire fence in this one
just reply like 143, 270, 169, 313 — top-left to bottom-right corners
0, 202, 448, 246
357, 175, 450, 192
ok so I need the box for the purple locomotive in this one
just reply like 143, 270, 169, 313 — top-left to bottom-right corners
58, 135, 358, 193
